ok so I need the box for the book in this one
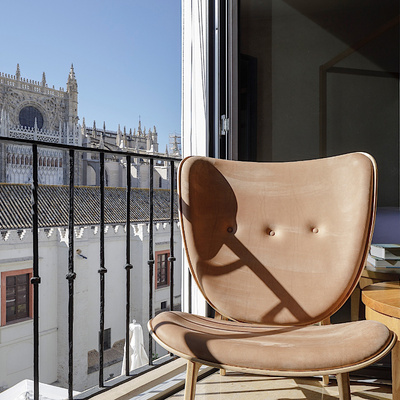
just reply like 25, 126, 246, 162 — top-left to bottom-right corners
367, 253, 400, 268
366, 262, 400, 274
370, 244, 400, 260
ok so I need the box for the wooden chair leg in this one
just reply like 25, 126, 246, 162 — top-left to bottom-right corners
392, 342, 400, 400
320, 317, 331, 386
184, 360, 201, 400
322, 374, 330, 386
337, 372, 351, 400
220, 368, 226, 376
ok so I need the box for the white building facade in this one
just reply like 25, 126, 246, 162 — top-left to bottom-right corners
0, 217, 181, 392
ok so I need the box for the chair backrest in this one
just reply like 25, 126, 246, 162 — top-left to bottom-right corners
178, 153, 377, 326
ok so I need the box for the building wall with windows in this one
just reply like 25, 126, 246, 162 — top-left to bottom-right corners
0, 221, 181, 392
0, 230, 59, 391
0, 182, 182, 392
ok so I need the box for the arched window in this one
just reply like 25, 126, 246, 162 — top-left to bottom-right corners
39, 157, 43, 166
19, 106, 44, 129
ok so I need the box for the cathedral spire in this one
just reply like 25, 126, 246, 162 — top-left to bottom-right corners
116, 124, 121, 146
68, 64, 76, 82
16, 64, 21, 81
99, 122, 105, 149
99, 133, 104, 149
92, 120, 97, 137
41, 72, 46, 87
122, 126, 127, 148
67, 64, 78, 92
66, 64, 78, 129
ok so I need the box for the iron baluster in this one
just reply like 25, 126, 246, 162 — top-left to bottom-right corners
125, 155, 133, 375
148, 158, 154, 365
98, 152, 107, 387
169, 161, 176, 312
66, 149, 76, 399
31, 144, 41, 400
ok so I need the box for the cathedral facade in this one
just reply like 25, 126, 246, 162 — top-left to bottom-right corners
0, 65, 180, 188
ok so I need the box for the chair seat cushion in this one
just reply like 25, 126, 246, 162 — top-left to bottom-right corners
149, 311, 393, 373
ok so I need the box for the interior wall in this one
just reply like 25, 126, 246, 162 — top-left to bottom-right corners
239, 0, 399, 207
240, 0, 272, 161
327, 72, 399, 206
270, 1, 340, 161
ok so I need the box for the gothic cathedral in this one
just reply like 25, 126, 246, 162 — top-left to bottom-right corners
0, 64, 180, 188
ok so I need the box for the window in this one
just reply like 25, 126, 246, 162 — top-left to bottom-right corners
19, 106, 44, 129
155, 251, 170, 288
1, 269, 33, 326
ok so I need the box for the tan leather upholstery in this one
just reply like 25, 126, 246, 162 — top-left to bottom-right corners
178, 154, 375, 326
150, 312, 392, 373
148, 153, 395, 399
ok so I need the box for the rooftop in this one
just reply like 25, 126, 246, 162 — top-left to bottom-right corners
0, 184, 178, 230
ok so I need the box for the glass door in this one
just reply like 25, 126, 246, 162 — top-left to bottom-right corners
210, 0, 239, 160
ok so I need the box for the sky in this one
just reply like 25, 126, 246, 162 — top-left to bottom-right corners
0, 0, 181, 151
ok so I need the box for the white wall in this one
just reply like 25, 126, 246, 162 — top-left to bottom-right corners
0, 230, 59, 390
0, 222, 182, 393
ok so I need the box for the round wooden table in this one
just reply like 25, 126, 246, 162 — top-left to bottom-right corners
351, 268, 399, 321
362, 281, 400, 399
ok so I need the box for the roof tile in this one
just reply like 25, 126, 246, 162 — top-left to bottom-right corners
0, 184, 178, 230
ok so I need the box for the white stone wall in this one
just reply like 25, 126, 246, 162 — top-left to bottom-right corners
0, 222, 182, 392
0, 230, 59, 390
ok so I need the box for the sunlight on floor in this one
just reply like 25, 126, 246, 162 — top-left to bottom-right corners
168, 372, 392, 400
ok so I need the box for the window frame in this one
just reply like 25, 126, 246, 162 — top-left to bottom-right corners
1, 268, 33, 326
155, 250, 170, 289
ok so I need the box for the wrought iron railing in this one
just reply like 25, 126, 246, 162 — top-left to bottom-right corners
0, 136, 182, 399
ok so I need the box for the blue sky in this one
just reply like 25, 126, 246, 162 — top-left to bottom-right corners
0, 0, 181, 151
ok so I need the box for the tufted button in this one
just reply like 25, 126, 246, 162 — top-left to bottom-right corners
227, 227, 233, 233
268, 230, 275, 236
312, 227, 319, 234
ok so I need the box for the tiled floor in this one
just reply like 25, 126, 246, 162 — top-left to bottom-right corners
168, 372, 392, 400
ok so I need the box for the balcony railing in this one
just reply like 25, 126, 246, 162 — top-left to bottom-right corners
0, 135, 183, 400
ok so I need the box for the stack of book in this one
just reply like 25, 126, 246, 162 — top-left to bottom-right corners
367, 244, 400, 273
